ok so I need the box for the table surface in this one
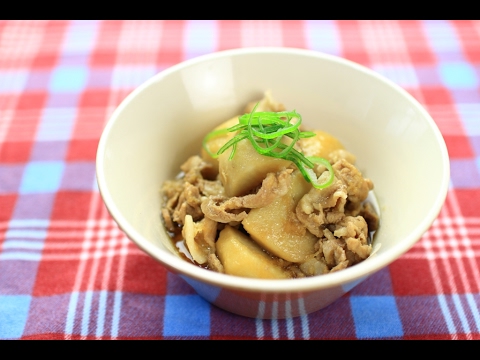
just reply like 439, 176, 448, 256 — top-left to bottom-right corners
0, 20, 479, 340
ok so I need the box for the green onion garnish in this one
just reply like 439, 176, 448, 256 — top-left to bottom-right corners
202, 104, 334, 189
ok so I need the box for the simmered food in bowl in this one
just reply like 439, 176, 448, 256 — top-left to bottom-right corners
161, 92, 379, 279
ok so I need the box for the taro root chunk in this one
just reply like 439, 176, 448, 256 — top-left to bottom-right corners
242, 170, 317, 263
218, 139, 291, 197
201, 116, 239, 176
298, 130, 345, 159
216, 225, 291, 279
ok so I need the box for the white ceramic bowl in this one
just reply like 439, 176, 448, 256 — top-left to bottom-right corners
96, 47, 450, 319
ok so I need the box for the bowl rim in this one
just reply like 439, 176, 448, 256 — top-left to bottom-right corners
96, 46, 450, 293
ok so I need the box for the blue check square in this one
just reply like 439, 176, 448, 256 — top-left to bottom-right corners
350, 295, 403, 339
49, 65, 88, 92
163, 295, 210, 337
19, 161, 64, 194
0, 295, 31, 339
439, 62, 478, 89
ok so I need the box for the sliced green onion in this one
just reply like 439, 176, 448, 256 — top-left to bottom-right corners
202, 103, 334, 189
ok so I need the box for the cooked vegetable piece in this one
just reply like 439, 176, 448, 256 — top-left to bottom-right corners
204, 106, 335, 192
218, 139, 291, 197
201, 116, 239, 175
216, 225, 291, 279
298, 130, 345, 159
242, 170, 317, 262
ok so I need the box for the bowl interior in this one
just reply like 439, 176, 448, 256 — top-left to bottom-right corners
96, 48, 450, 291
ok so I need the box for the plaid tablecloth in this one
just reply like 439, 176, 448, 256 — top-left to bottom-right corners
1, 20, 479, 340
